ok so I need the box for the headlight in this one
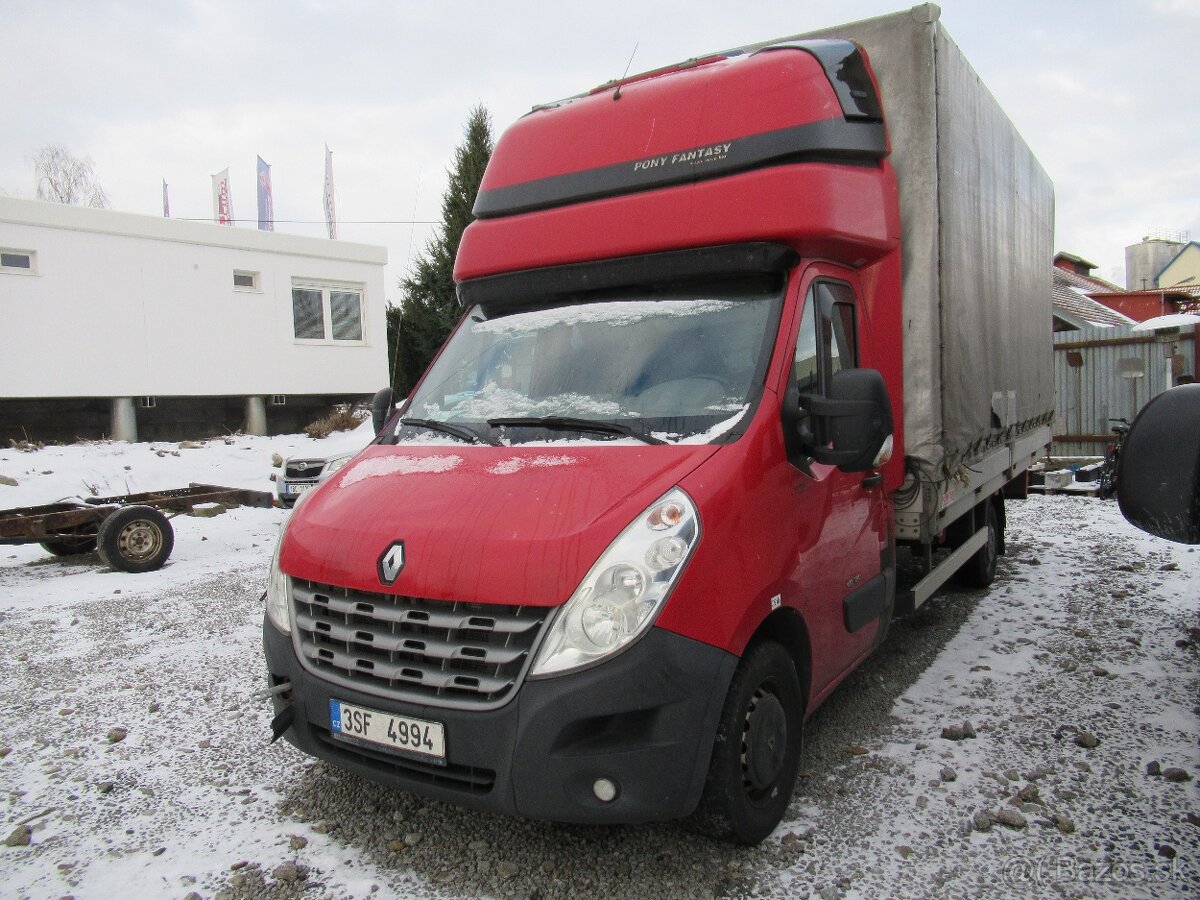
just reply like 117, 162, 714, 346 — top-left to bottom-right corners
529, 488, 700, 677
265, 517, 293, 634
322, 454, 353, 478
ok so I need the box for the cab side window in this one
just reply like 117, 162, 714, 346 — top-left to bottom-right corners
827, 291, 857, 379
793, 292, 820, 395
792, 281, 859, 397
786, 280, 860, 458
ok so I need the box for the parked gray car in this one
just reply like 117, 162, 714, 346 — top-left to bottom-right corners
275, 452, 355, 507
275, 391, 399, 507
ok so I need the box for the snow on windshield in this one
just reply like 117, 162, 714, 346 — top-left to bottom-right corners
654, 405, 751, 445
405, 286, 781, 445
422, 385, 624, 422
472, 299, 740, 336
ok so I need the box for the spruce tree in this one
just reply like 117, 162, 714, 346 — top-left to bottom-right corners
389, 105, 494, 396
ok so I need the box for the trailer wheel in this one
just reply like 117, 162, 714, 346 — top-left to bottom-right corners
957, 500, 999, 589
688, 641, 803, 845
39, 536, 98, 556
96, 506, 174, 573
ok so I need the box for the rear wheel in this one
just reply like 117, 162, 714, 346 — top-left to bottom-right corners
689, 641, 804, 845
957, 500, 999, 589
96, 506, 174, 573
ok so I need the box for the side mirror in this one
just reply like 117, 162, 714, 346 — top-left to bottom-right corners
798, 368, 894, 472
1116, 383, 1200, 544
371, 387, 395, 436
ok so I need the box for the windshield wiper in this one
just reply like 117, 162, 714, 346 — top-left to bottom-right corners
487, 416, 669, 446
398, 417, 499, 446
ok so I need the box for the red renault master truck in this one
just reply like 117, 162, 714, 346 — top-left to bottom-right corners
263, 4, 1053, 844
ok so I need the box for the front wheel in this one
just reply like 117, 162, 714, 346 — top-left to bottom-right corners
96, 506, 174, 573
688, 640, 804, 845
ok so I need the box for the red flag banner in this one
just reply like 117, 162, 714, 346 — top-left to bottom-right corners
212, 168, 233, 225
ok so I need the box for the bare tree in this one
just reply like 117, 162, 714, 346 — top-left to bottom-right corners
31, 145, 109, 208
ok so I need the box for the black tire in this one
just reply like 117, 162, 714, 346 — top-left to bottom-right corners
957, 500, 999, 589
1117, 384, 1200, 544
689, 641, 804, 845
96, 506, 174, 573
39, 536, 98, 556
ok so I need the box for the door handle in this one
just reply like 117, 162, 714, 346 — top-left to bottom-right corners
861, 473, 883, 490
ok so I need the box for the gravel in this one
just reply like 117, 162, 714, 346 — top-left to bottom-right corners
1, 493, 1196, 899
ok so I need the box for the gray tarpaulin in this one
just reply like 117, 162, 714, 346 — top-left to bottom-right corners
768, 4, 1055, 479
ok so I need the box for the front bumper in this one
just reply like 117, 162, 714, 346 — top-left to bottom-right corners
263, 620, 736, 824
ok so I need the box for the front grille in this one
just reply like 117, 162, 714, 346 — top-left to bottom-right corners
291, 580, 550, 710
284, 459, 325, 479
311, 722, 495, 794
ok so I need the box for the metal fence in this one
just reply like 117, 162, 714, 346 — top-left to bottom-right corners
1052, 324, 1196, 456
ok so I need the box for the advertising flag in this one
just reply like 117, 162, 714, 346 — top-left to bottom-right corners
162, 179, 170, 218
212, 168, 233, 225
323, 145, 337, 239
256, 156, 274, 231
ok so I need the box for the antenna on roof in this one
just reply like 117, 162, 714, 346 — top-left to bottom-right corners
613, 42, 639, 101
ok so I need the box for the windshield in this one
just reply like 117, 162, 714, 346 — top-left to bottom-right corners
394, 275, 783, 445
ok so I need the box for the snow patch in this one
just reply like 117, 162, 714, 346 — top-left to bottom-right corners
486, 454, 578, 475
339, 454, 462, 486
655, 405, 750, 444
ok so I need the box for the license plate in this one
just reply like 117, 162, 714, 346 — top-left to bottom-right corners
329, 699, 445, 763
284, 483, 311, 495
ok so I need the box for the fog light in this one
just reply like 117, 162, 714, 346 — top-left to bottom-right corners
592, 778, 618, 803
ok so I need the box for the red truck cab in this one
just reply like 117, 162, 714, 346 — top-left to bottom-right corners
265, 36, 939, 844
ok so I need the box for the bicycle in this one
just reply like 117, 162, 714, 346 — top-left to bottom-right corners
1097, 417, 1131, 499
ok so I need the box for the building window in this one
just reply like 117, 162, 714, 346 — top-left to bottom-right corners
233, 270, 260, 291
330, 290, 363, 340
291, 282, 364, 343
1, 249, 36, 274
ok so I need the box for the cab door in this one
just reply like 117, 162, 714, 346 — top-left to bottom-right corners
781, 267, 890, 699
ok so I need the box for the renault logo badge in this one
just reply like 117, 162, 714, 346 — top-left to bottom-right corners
378, 541, 406, 585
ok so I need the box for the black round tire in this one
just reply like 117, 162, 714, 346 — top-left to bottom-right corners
39, 536, 98, 556
1117, 384, 1200, 544
96, 506, 174, 573
957, 500, 999, 589
689, 641, 804, 845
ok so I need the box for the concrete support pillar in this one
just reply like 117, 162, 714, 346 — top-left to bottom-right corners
245, 396, 268, 436
111, 397, 138, 442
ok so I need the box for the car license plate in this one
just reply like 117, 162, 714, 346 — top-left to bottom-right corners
285, 482, 310, 495
329, 699, 445, 763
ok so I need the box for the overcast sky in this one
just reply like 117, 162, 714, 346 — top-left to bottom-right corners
3, 0, 1197, 301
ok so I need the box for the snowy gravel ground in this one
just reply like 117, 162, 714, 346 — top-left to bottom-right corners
0, 437, 1196, 899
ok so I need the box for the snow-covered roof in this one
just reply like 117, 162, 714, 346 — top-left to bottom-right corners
0, 196, 386, 264
1053, 263, 1122, 294
1052, 268, 1135, 329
